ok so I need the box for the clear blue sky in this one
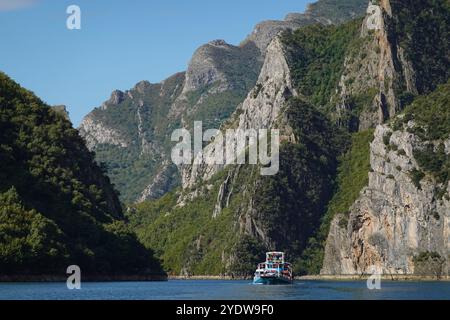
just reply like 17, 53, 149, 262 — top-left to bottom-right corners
0, 0, 309, 126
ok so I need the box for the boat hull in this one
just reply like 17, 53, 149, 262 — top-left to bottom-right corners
253, 276, 292, 285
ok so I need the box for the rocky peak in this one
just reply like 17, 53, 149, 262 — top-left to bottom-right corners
79, 0, 374, 204
134, 80, 152, 94
180, 1, 370, 190
182, 41, 229, 93
208, 39, 228, 47
242, 19, 307, 55
181, 36, 296, 189
182, 0, 368, 98
103, 89, 125, 109
182, 39, 252, 94
238, 37, 296, 130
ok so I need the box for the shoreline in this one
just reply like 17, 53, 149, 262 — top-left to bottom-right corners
168, 275, 251, 281
1, 274, 448, 282
168, 274, 450, 281
298, 274, 450, 281
0, 274, 168, 283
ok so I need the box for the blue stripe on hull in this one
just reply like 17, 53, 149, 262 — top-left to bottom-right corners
253, 277, 292, 285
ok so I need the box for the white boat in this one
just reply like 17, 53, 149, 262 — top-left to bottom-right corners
253, 252, 293, 285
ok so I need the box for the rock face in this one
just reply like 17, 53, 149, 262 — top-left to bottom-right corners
238, 38, 297, 130
79, 115, 129, 150
322, 124, 450, 276
182, 40, 256, 94
181, 0, 371, 191
182, 36, 297, 189
333, 0, 450, 132
130, 0, 450, 276
137, 162, 177, 202
333, 0, 418, 131
321, 0, 450, 276
242, 19, 312, 55
80, 0, 368, 203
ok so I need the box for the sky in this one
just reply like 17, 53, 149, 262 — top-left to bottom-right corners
0, 0, 309, 126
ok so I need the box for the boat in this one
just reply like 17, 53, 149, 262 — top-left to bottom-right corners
253, 252, 293, 285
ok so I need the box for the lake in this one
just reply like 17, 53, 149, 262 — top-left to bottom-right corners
0, 280, 449, 300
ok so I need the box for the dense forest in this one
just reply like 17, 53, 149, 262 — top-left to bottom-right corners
0, 72, 164, 276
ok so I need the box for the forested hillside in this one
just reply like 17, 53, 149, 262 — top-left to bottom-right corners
0, 73, 164, 277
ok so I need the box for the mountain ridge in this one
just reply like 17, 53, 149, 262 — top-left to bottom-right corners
79, 0, 369, 204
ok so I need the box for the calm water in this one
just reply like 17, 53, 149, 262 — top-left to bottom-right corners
0, 280, 449, 300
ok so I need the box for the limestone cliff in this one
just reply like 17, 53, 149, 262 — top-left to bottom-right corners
169, 30, 349, 274
321, 114, 450, 275
320, 0, 450, 277
333, 0, 449, 131
79, 115, 129, 150
181, 36, 297, 189
332, 0, 413, 130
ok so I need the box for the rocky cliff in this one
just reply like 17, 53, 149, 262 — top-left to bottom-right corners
181, 36, 297, 189
333, 0, 450, 131
322, 81, 450, 276
318, 0, 450, 277
242, 0, 367, 53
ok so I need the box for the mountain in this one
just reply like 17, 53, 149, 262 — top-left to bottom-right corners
129, 15, 362, 276
0, 72, 164, 278
129, 0, 449, 277
79, 0, 368, 204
